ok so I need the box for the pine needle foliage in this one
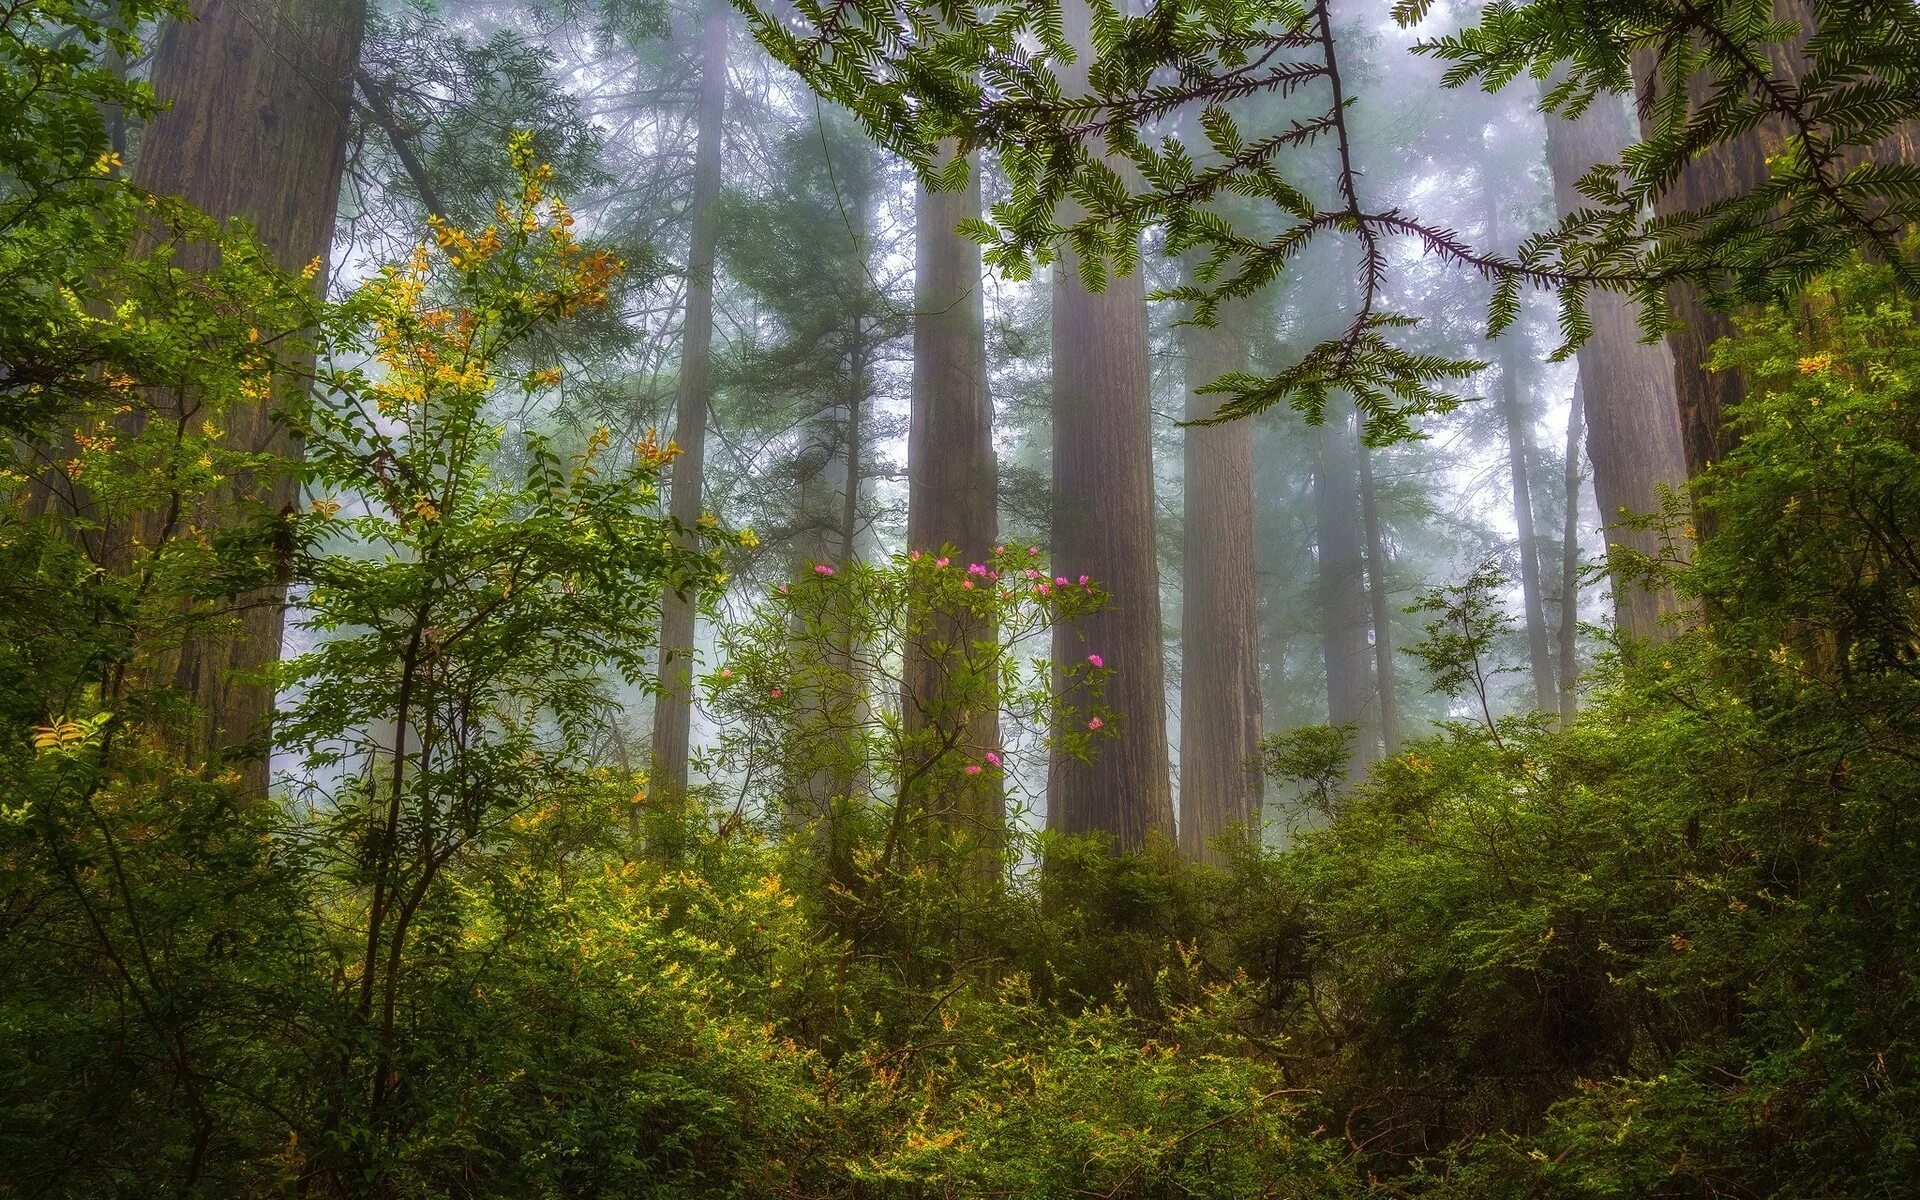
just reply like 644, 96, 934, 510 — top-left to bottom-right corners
1420, 0, 1920, 335
739, 0, 1920, 435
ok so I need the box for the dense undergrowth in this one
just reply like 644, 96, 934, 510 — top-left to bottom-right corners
8, 249, 1920, 1197
5, 5, 1920, 1192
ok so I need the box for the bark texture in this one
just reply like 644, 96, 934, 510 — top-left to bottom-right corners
905, 153, 1003, 862
648, 10, 728, 821
1047, 0, 1174, 852
1177, 307, 1262, 865
1541, 87, 1688, 641
131, 0, 366, 794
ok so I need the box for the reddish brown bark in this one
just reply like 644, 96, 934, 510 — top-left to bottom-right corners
905, 150, 1003, 864
1177, 307, 1262, 865
131, 0, 366, 793
1047, 0, 1175, 853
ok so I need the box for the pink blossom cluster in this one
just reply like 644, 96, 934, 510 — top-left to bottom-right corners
964, 749, 1006, 777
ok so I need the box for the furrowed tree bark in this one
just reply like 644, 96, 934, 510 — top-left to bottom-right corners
1629, 0, 1918, 483
1047, 0, 1173, 853
1177, 304, 1262, 865
905, 150, 1002, 873
1557, 381, 1584, 723
647, 9, 727, 832
1540, 85, 1687, 641
130, 0, 366, 798
1314, 402, 1373, 773
1356, 441, 1399, 755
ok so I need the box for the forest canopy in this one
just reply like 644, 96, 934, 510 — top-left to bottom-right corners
2, 0, 1919, 1196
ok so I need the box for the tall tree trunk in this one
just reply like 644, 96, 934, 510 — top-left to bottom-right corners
828, 336, 868, 801
130, 0, 366, 797
1314, 402, 1373, 771
1046, 0, 1173, 852
1540, 85, 1688, 641
1177, 304, 1262, 865
1557, 381, 1584, 723
1356, 441, 1399, 754
1482, 187, 1558, 712
647, 9, 728, 829
1497, 345, 1559, 712
1629, 1, 1918, 482
905, 151, 1002, 871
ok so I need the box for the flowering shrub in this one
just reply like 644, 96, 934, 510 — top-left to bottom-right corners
700, 545, 1117, 864
273, 135, 736, 1186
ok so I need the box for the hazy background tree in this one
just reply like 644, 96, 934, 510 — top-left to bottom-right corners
649, 3, 729, 821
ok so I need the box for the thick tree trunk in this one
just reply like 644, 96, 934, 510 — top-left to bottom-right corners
1356, 442, 1399, 754
1540, 88, 1688, 641
1628, 1, 1918, 481
647, 10, 728, 827
1557, 382, 1584, 723
1314, 403, 1373, 771
1177, 306, 1262, 865
1047, 0, 1174, 852
1497, 346, 1559, 713
130, 0, 366, 796
905, 151, 1003, 868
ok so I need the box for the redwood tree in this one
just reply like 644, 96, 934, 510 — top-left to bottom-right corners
904, 151, 1002, 862
1046, 0, 1173, 852
130, 0, 366, 793
1541, 86, 1688, 641
1178, 303, 1262, 865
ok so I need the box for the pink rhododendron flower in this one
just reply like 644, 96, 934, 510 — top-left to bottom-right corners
968, 563, 987, 575
964, 764, 982, 776
962, 580, 974, 590
910, 550, 921, 562
994, 545, 1005, 555
1087, 654, 1104, 668
985, 751, 1002, 767
1028, 546, 1040, 556
936, 556, 950, 568
1087, 716, 1104, 731
721, 668, 733, 677
1079, 575, 1089, 585
770, 687, 782, 698
1055, 576, 1068, 586
813, 563, 833, 576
